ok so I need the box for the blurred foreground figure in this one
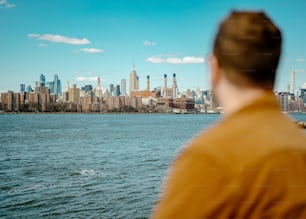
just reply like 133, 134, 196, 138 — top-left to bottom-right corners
151, 11, 306, 219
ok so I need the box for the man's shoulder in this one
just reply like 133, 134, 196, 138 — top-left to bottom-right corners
184, 112, 306, 170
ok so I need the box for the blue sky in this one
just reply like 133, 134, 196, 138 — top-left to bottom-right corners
1, 0, 306, 93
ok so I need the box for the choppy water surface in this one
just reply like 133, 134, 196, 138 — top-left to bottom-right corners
0, 114, 220, 218
1, 113, 305, 218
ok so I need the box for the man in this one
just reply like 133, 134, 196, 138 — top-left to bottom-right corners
151, 11, 306, 219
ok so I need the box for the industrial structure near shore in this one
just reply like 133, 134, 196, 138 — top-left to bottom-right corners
1, 66, 306, 113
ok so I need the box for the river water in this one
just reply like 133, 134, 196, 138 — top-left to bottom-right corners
0, 113, 305, 218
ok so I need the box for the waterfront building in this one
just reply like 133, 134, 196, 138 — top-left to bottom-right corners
129, 64, 138, 94
130, 90, 160, 99
69, 84, 80, 104
301, 83, 306, 105
81, 85, 93, 96
121, 79, 126, 96
80, 92, 93, 112
277, 92, 289, 112
130, 96, 142, 110
104, 88, 110, 99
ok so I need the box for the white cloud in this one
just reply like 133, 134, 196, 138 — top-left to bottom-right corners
143, 40, 156, 47
38, 43, 46, 47
28, 34, 90, 45
0, 0, 15, 8
77, 48, 104, 54
296, 58, 305, 62
76, 77, 98, 82
146, 56, 165, 63
146, 54, 205, 64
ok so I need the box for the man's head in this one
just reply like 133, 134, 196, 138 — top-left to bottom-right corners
211, 11, 282, 90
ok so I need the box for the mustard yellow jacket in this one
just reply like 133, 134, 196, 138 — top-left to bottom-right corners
151, 92, 306, 219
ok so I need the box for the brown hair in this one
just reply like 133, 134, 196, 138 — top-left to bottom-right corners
213, 11, 282, 89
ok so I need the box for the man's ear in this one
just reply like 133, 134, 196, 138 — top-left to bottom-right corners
209, 55, 222, 88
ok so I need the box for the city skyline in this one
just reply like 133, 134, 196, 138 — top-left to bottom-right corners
1, 0, 306, 93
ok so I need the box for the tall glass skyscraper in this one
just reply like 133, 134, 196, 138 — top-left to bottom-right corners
109, 84, 114, 96
47, 82, 55, 94
26, 85, 32, 92
20, 84, 25, 93
45, 74, 62, 97
54, 74, 61, 97
115, 85, 121, 96
40, 74, 46, 87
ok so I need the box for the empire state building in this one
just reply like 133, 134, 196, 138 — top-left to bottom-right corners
129, 64, 138, 94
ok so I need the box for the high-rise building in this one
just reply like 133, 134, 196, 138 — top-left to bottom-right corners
121, 79, 127, 96
96, 76, 103, 97
301, 83, 306, 105
69, 84, 80, 104
277, 92, 289, 112
66, 81, 70, 92
47, 81, 55, 94
20, 84, 25, 93
45, 74, 61, 97
54, 74, 61, 97
109, 84, 114, 96
40, 74, 46, 87
129, 64, 138, 94
26, 85, 33, 93
115, 85, 121, 96
290, 70, 295, 94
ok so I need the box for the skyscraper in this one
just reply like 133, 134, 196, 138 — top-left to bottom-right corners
26, 85, 32, 93
54, 74, 61, 97
129, 64, 137, 94
290, 70, 295, 94
47, 81, 55, 94
121, 79, 126, 96
40, 74, 46, 87
20, 84, 25, 93
66, 81, 70, 92
96, 76, 103, 97
109, 84, 114, 96
115, 85, 121, 96
69, 84, 80, 104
